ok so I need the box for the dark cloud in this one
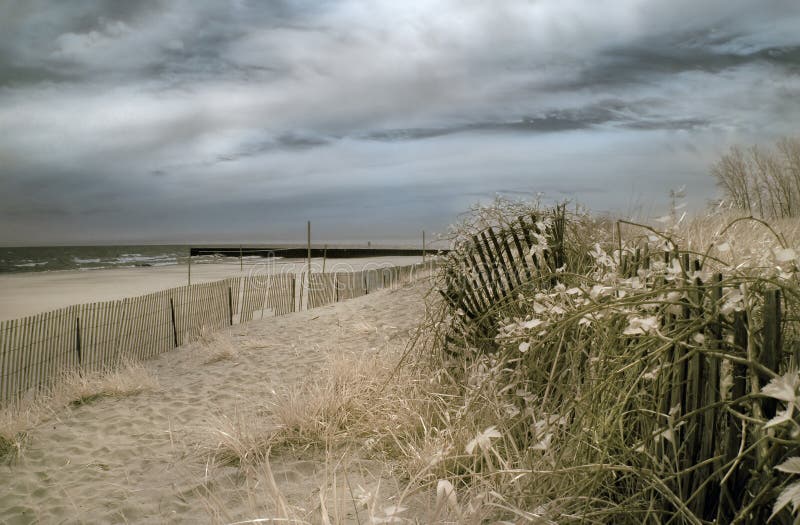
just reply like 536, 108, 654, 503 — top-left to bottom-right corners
1, 0, 799, 244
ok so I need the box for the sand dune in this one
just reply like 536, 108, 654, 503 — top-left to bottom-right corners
0, 278, 432, 524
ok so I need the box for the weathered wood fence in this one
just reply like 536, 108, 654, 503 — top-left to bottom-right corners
439, 208, 797, 523
439, 205, 567, 348
308, 265, 423, 309
622, 251, 792, 523
0, 262, 436, 404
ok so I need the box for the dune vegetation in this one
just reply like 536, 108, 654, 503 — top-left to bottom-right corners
208, 197, 800, 523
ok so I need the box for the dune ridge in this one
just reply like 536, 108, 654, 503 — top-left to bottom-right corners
0, 278, 433, 524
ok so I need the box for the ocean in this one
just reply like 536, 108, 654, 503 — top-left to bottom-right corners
0, 245, 200, 274
0, 240, 435, 274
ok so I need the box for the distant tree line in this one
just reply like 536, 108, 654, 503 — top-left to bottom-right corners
712, 136, 800, 219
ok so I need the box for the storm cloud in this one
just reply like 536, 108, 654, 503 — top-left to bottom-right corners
1, 0, 799, 244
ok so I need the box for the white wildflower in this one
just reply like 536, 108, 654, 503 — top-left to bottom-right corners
762, 371, 800, 428
436, 480, 458, 510
762, 371, 800, 404
643, 365, 661, 381
623, 316, 660, 335
721, 288, 744, 315
373, 506, 408, 524
523, 319, 543, 330
774, 247, 798, 263
465, 426, 502, 454
353, 484, 374, 508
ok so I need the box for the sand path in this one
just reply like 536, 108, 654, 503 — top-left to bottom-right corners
0, 279, 432, 524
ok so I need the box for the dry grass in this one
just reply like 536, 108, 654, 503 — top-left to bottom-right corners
0, 359, 158, 461
202, 324, 531, 521
0, 401, 39, 461
414, 199, 800, 522
53, 360, 159, 407
174, 202, 800, 521
205, 345, 434, 465
197, 330, 240, 364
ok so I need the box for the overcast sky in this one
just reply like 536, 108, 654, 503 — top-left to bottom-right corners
1, 1, 799, 245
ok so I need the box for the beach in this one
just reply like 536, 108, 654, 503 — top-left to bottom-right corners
0, 256, 424, 321
0, 274, 435, 523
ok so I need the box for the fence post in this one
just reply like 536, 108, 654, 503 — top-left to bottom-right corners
761, 288, 782, 419
291, 276, 296, 312
717, 310, 750, 523
169, 298, 178, 348
228, 286, 233, 326
75, 317, 82, 367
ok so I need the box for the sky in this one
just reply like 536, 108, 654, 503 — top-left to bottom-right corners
1, 0, 799, 245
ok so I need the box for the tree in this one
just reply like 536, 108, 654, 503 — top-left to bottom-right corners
711, 137, 800, 219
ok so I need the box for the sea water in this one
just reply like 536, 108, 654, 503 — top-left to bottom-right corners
0, 245, 199, 273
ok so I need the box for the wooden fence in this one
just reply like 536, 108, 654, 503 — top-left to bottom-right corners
0, 262, 436, 404
439, 208, 798, 523
622, 251, 790, 523
439, 207, 566, 348
307, 263, 432, 309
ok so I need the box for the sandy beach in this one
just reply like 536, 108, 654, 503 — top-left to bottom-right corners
0, 256, 424, 321
0, 275, 434, 523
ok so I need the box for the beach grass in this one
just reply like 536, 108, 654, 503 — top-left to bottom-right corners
0, 359, 158, 461
203, 201, 800, 522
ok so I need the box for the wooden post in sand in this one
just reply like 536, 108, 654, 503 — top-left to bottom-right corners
239, 244, 243, 272
187, 246, 192, 286
169, 298, 178, 348
228, 286, 233, 326
75, 317, 82, 367
423, 230, 426, 262
322, 244, 328, 274
306, 221, 311, 310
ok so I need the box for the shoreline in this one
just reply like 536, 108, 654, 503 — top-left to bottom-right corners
0, 255, 424, 321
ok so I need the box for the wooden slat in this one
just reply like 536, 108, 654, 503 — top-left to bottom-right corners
23, 312, 41, 396
0, 320, 8, 402
19, 313, 33, 396
96, 301, 107, 368
8, 316, 23, 401
60, 306, 74, 375
30, 312, 44, 393
13, 316, 26, 401
107, 300, 119, 364
134, 295, 146, 361
133, 295, 145, 360
479, 231, 505, 298
117, 298, 130, 361
760, 289, 782, 420
1, 319, 14, 402
717, 310, 750, 522
84, 302, 96, 372
473, 234, 501, 301
497, 228, 523, 288
41, 308, 57, 390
